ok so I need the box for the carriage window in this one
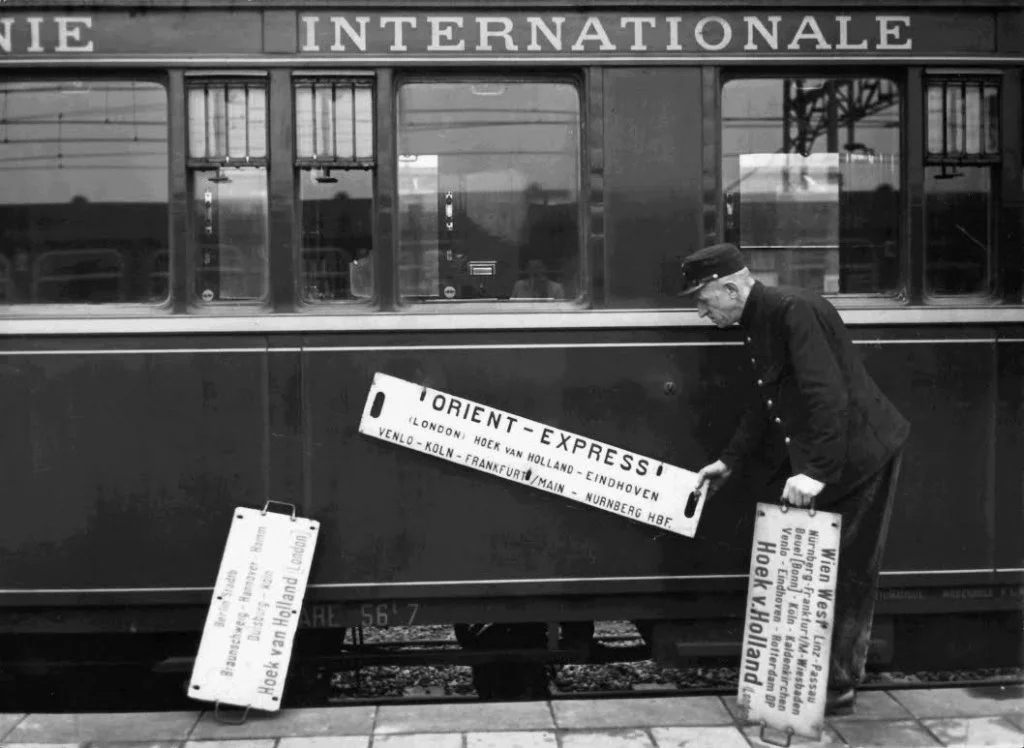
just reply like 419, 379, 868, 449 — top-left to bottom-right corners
295, 77, 374, 303
187, 79, 268, 304
396, 81, 580, 304
0, 80, 168, 305
924, 77, 999, 297
722, 78, 901, 295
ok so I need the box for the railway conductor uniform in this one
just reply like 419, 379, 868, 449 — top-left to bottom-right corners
685, 243, 910, 714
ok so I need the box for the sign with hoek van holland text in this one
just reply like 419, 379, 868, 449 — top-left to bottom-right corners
189, 506, 319, 712
738, 503, 842, 741
359, 372, 707, 538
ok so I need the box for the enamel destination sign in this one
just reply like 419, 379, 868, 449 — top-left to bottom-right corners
738, 503, 842, 741
189, 505, 319, 712
359, 373, 708, 538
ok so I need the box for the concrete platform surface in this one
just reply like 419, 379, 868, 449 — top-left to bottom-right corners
0, 685, 1020, 748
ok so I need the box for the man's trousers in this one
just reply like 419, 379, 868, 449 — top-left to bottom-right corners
823, 451, 904, 691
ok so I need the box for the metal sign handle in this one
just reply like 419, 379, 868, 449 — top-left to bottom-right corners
213, 701, 251, 725
759, 723, 794, 748
261, 500, 297, 521
779, 500, 817, 516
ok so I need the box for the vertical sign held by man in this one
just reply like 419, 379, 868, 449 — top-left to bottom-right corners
739, 503, 842, 742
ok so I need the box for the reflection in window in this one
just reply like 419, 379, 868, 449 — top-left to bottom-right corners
396, 81, 580, 303
925, 167, 992, 296
192, 169, 268, 302
188, 83, 267, 161
722, 78, 901, 295
924, 77, 999, 297
0, 81, 168, 305
926, 79, 999, 159
295, 78, 375, 303
300, 171, 374, 301
188, 80, 268, 303
295, 79, 373, 163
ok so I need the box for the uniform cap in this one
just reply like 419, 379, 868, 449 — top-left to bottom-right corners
680, 243, 747, 295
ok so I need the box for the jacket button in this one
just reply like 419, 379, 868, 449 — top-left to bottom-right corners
785, 437, 792, 445
757, 379, 764, 387
774, 417, 782, 424
766, 399, 774, 408
751, 357, 756, 365
746, 336, 752, 343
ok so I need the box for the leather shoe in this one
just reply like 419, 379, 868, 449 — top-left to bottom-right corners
825, 687, 856, 716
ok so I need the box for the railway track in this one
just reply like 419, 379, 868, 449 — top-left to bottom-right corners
3, 626, 1021, 714
4, 664, 1021, 714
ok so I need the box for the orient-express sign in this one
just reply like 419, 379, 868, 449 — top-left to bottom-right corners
190, 505, 319, 712
738, 503, 842, 742
0, 11, 1000, 58
359, 373, 708, 538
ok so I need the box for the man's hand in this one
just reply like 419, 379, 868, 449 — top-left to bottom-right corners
781, 474, 825, 508
695, 460, 732, 497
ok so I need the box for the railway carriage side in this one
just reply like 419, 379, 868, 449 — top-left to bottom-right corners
0, 0, 1022, 688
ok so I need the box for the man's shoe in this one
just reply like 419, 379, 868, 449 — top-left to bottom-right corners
825, 687, 856, 716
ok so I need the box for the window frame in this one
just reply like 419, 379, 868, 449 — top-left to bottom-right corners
921, 70, 1003, 302
292, 73, 378, 308
391, 72, 588, 313
0, 72, 173, 314
183, 71, 271, 309
717, 68, 909, 306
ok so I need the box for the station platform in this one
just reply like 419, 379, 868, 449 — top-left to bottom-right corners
1, 685, 1022, 748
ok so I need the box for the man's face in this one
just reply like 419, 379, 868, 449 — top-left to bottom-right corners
695, 281, 744, 328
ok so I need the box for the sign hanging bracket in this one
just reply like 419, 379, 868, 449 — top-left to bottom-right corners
759, 723, 794, 748
214, 702, 251, 725
261, 500, 297, 521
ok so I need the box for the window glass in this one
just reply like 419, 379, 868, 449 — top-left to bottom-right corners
0, 80, 168, 305
193, 169, 268, 302
300, 171, 374, 302
188, 84, 266, 161
924, 77, 999, 298
295, 81, 373, 162
397, 81, 580, 303
925, 166, 991, 296
722, 78, 901, 295
295, 78, 375, 303
188, 80, 267, 303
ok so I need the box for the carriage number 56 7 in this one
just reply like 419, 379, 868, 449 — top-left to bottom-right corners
361, 602, 420, 627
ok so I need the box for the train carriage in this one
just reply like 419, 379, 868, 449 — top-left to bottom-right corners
0, 0, 1021, 701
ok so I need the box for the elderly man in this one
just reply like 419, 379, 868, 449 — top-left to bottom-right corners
684, 243, 910, 715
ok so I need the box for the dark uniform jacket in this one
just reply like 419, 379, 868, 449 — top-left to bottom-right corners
720, 282, 909, 502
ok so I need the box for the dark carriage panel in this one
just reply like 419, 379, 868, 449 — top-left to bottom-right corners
856, 337, 996, 574
300, 339, 760, 591
0, 346, 269, 594
995, 336, 1024, 571
298, 332, 1003, 593
603, 67, 704, 305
